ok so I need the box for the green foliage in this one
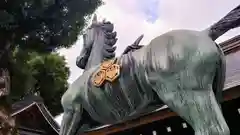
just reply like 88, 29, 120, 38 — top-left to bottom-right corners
10, 48, 70, 115
0, 0, 103, 115
0, 0, 103, 52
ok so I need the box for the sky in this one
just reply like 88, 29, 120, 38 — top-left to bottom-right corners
55, 0, 240, 125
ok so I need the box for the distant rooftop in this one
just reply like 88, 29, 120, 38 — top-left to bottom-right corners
11, 95, 60, 134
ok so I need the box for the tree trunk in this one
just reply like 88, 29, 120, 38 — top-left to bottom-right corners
0, 97, 16, 135
0, 38, 17, 134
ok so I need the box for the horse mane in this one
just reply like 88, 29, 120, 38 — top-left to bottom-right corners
102, 26, 117, 60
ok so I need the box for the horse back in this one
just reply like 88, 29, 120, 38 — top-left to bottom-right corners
131, 30, 222, 90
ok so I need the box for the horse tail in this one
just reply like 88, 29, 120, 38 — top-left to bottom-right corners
212, 45, 226, 104
205, 4, 240, 41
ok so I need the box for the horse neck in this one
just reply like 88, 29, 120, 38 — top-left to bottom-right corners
85, 31, 105, 70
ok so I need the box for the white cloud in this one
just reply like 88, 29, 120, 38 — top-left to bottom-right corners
56, 0, 240, 124
58, 37, 83, 83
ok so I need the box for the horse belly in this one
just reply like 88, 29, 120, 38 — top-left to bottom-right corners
84, 84, 150, 124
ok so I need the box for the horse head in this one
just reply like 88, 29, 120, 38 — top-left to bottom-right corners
76, 14, 117, 70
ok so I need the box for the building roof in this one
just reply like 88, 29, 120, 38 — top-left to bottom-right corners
220, 35, 240, 89
11, 95, 43, 114
11, 95, 60, 134
219, 35, 240, 54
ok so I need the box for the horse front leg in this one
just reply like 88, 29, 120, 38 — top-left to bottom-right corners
60, 89, 83, 135
60, 109, 83, 135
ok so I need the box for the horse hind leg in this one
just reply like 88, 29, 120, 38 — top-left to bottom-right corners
153, 57, 229, 135
154, 84, 229, 135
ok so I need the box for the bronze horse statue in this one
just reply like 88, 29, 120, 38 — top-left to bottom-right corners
60, 5, 240, 135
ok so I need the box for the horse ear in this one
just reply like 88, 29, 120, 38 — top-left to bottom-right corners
92, 14, 98, 24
